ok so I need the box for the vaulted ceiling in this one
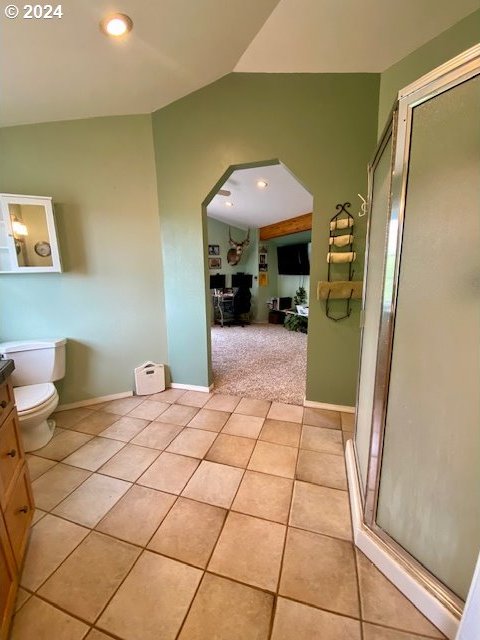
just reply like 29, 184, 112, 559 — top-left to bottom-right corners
1, 0, 477, 126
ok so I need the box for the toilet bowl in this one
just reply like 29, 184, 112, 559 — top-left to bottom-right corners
0, 338, 66, 453
14, 383, 59, 451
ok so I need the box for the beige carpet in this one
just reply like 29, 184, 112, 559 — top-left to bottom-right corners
211, 324, 307, 405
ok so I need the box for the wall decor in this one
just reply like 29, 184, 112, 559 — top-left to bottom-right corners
259, 263, 268, 272
227, 227, 250, 265
208, 244, 220, 256
258, 272, 268, 287
208, 257, 221, 269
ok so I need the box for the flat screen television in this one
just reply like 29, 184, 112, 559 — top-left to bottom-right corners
231, 273, 253, 288
209, 274, 226, 289
277, 243, 310, 275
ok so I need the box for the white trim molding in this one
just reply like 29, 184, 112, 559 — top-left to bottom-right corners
345, 441, 459, 640
304, 398, 355, 413
56, 391, 133, 411
170, 382, 214, 393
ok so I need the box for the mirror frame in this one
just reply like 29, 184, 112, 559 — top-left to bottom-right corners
0, 193, 62, 273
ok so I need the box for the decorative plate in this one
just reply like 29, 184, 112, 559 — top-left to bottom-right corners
34, 241, 51, 257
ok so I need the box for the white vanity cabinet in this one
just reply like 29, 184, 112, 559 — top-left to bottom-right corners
0, 194, 62, 273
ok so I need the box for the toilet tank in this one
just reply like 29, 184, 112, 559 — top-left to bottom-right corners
0, 339, 66, 387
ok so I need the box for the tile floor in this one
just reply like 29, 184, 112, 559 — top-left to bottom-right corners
12, 392, 444, 640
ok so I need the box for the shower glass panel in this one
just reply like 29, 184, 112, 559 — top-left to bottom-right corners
376, 74, 480, 600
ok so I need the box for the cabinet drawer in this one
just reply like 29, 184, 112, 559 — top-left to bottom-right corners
4, 468, 33, 567
0, 384, 14, 427
0, 412, 24, 508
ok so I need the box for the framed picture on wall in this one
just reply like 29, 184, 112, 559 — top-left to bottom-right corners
208, 257, 221, 269
208, 244, 220, 256
258, 272, 268, 287
259, 253, 267, 264
259, 264, 268, 272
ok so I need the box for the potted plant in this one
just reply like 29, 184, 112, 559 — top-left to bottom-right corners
284, 286, 308, 332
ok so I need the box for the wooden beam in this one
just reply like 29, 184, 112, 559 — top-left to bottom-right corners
259, 212, 312, 241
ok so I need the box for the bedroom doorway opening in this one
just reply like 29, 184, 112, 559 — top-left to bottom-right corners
202, 159, 313, 405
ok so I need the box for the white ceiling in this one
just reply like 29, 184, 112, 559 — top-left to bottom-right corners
1, 0, 477, 126
0, 0, 278, 126
206, 163, 313, 229
235, 0, 479, 72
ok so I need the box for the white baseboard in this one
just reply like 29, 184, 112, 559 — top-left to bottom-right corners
304, 398, 355, 413
345, 441, 459, 640
56, 391, 133, 411
170, 383, 214, 393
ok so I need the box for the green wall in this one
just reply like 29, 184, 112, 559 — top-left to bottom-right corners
378, 9, 480, 134
0, 116, 167, 404
152, 72, 379, 405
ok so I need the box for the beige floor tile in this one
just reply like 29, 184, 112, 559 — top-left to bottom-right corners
156, 403, 199, 426
148, 497, 226, 568
62, 437, 125, 471
32, 463, 91, 511
34, 430, 93, 461
53, 474, 131, 527
27, 455, 57, 481
205, 434, 255, 468
131, 421, 183, 449
101, 396, 144, 416
357, 552, 444, 637
86, 630, 116, 640
99, 444, 160, 481
222, 413, 264, 439
301, 424, 343, 455
179, 573, 273, 640
166, 428, 217, 458
178, 390, 213, 407
150, 388, 186, 403
14, 588, 31, 612
341, 411, 355, 431
203, 393, 241, 412
99, 416, 150, 442
209, 512, 285, 591
290, 481, 352, 540
96, 485, 176, 546
52, 407, 95, 428
279, 527, 359, 616
69, 411, 120, 436
259, 419, 301, 447
248, 441, 297, 478
272, 597, 361, 640
187, 408, 231, 432
97, 551, 202, 640
182, 461, 243, 508
363, 623, 431, 640
232, 470, 293, 524
235, 397, 271, 418
32, 508, 47, 525
21, 514, 89, 591
39, 532, 140, 623
138, 452, 199, 494
303, 407, 341, 429
10, 596, 89, 640
128, 399, 170, 420
267, 402, 303, 423
296, 449, 347, 489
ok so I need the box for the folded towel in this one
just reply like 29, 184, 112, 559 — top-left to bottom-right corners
327, 251, 356, 263
329, 234, 353, 247
330, 217, 354, 231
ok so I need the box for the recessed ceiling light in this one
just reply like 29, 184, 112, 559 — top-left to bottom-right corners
100, 13, 133, 37
256, 180, 268, 189
225, 201, 234, 207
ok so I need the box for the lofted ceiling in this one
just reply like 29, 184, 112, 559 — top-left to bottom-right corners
207, 164, 313, 229
1, 0, 477, 126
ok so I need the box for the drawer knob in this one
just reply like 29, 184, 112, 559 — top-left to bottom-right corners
6, 449, 17, 458
18, 505, 29, 514
0, 400, 7, 409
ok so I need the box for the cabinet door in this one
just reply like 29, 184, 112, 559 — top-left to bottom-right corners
0, 514, 16, 640
4, 467, 33, 567
0, 410, 25, 510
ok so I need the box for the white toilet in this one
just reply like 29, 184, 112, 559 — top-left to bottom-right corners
0, 339, 66, 452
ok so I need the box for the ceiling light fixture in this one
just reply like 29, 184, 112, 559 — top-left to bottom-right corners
256, 180, 268, 189
225, 201, 234, 207
100, 13, 133, 37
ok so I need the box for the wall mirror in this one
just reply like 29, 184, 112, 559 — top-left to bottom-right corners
0, 194, 62, 273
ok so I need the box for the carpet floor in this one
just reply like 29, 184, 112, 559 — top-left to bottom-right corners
211, 324, 307, 405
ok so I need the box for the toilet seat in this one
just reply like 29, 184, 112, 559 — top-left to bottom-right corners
14, 383, 57, 415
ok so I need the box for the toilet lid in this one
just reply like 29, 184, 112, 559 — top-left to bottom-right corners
14, 383, 56, 413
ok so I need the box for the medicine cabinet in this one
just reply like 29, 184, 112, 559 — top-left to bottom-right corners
0, 194, 62, 273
